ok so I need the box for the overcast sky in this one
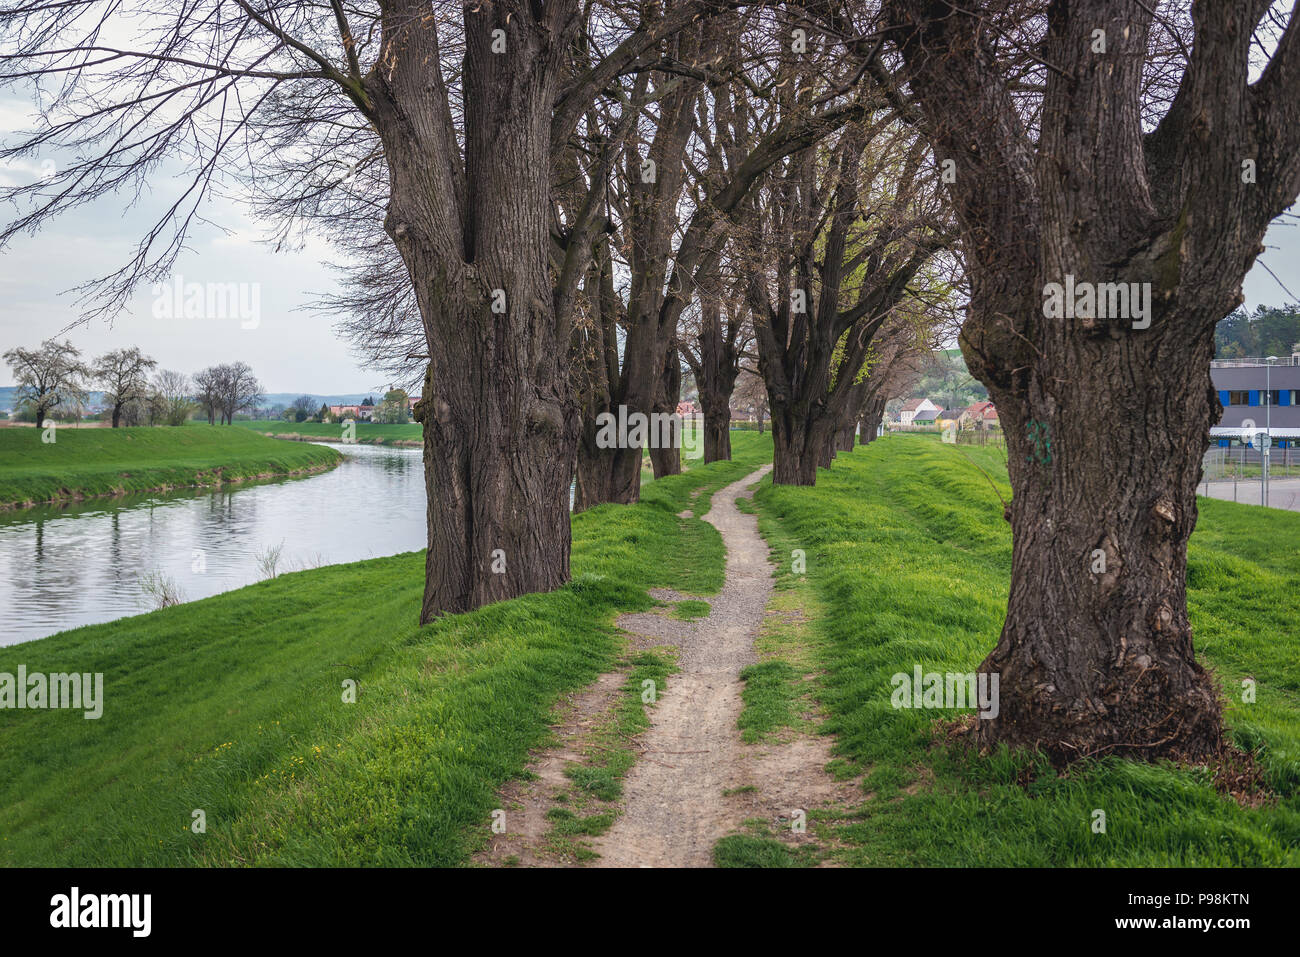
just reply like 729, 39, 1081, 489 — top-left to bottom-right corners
0, 87, 381, 395
2, 106, 1299, 393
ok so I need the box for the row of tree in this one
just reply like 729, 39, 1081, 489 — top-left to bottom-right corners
2, 339, 263, 427
1215, 304, 1300, 360
281, 389, 410, 424
4, 2, 1300, 762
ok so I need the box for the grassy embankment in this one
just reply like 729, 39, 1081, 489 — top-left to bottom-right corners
229, 419, 423, 447
232, 419, 739, 471
719, 433, 1300, 866
0, 432, 773, 866
0, 426, 342, 510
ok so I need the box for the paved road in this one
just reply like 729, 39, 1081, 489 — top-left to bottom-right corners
1200, 477, 1300, 511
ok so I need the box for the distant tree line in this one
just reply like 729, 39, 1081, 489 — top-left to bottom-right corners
1215, 304, 1300, 360
2, 339, 262, 426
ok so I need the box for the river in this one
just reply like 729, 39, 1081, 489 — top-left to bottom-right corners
0, 443, 427, 647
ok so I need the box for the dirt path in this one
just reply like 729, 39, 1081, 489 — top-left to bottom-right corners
475, 463, 859, 868
590, 466, 775, 867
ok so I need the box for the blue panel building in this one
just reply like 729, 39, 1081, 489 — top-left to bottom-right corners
1210, 353, 1300, 448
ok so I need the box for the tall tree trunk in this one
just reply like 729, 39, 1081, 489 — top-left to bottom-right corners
769, 405, 822, 485
700, 397, 732, 462
976, 313, 1221, 761
372, 5, 579, 621
411, 306, 575, 620
859, 395, 886, 445
817, 420, 840, 467
648, 344, 682, 478
692, 299, 741, 463
572, 257, 642, 512
574, 438, 641, 512
883, 0, 1300, 760
111, 403, 122, 428
835, 420, 856, 452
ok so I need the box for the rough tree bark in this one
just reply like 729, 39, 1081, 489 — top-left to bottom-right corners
835, 419, 856, 452
885, 0, 1300, 760
858, 393, 887, 445
648, 344, 683, 477
573, 245, 643, 511
686, 297, 743, 463
370, 4, 579, 620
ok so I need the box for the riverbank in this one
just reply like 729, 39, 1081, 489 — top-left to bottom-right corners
4, 431, 1293, 866
230, 419, 423, 447
0, 432, 773, 865
0, 426, 343, 510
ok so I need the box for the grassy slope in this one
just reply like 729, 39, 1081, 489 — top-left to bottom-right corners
0, 432, 772, 866
230, 419, 423, 446
746, 434, 1300, 866
0, 426, 342, 509
232, 418, 745, 455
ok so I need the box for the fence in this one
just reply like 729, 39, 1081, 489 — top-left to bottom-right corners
1201, 445, 1297, 481
955, 429, 1006, 448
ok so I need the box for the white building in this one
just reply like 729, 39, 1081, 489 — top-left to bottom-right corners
899, 398, 941, 426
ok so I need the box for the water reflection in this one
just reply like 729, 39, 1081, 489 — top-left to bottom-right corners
0, 443, 427, 646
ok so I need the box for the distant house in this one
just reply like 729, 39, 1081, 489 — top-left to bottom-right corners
900, 397, 941, 426
936, 408, 967, 428
965, 401, 1000, 430
328, 402, 375, 422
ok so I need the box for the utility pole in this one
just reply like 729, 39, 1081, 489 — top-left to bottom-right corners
1266, 356, 1277, 508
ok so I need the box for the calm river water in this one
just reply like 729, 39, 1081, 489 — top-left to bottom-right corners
0, 443, 427, 646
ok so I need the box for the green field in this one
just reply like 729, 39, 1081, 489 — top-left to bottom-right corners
730, 434, 1300, 866
0, 432, 773, 866
0, 426, 342, 510
230, 419, 423, 446
3, 429, 1296, 867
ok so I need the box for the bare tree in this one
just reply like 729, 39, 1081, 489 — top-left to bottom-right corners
216, 363, 264, 425
192, 367, 222, 427
0, 0, 771, 619
2, 339, 87, 424
679, 271, 752, 462
879, 0, 1300, 760
92, 347, 158, 428
152, 369, 194, 427
733, 367, 769, 431
744, 110, 947, 483
573, 9, 878, 504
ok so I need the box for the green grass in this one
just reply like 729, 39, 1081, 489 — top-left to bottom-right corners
540, 647, 678, 861
670, 599, 710, 621
0, 431, 772, 866
737, 660, 806, 743
561, 650, 678, 805
229, 419, 422, 446
0, 425, 341, 509
745, 433, 1300, 866
713, 832, 819, 867
545, 806, 616, 836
